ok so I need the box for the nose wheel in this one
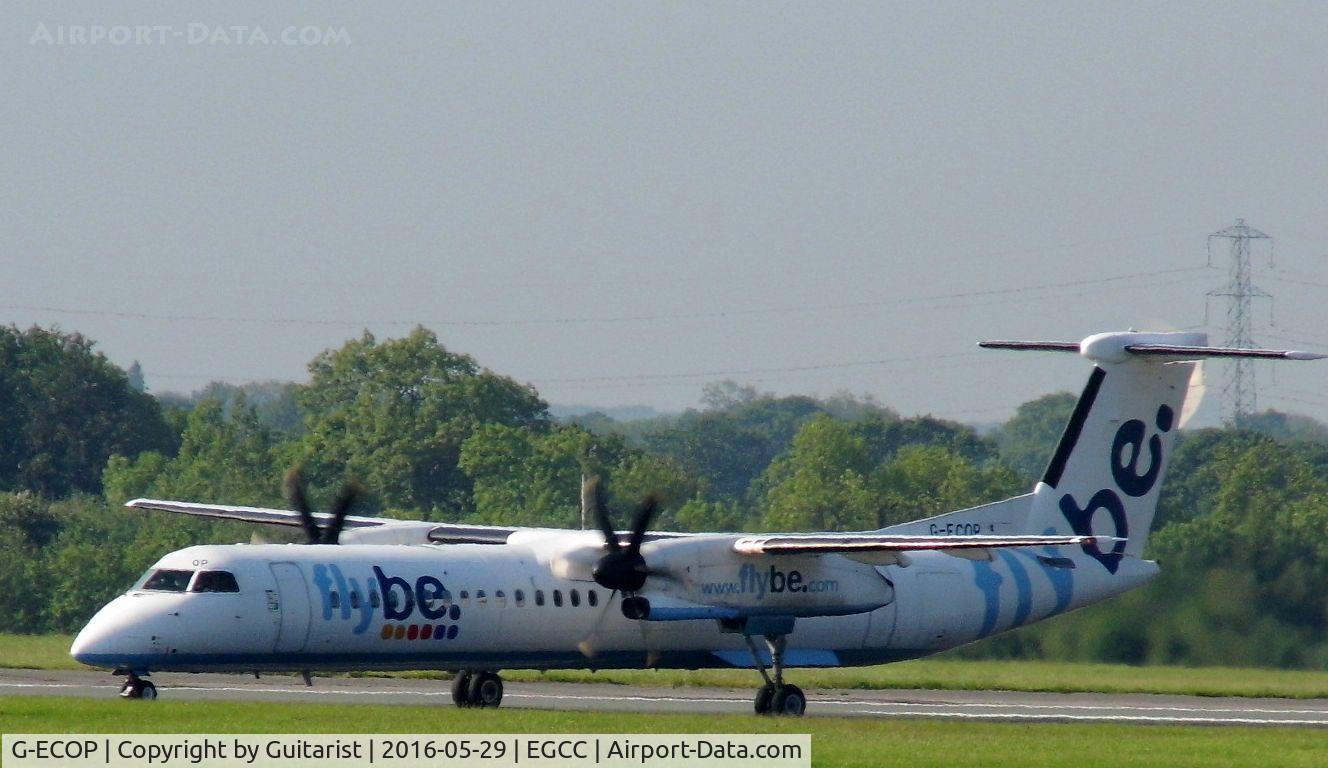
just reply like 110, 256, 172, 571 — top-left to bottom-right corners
746, 635, 805, 716
451, 670, 503, 708
118, 674, 157, 700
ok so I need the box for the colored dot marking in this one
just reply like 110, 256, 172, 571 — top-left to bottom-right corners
420, 624, 433, 640
393, 624, 406, 640
435, 625, 447, 639
407, 624, 419, 640
379, 625, 393, 640
446, 625, 459, 640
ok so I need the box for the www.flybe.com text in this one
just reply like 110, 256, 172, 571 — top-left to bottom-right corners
699, 564, 839, 599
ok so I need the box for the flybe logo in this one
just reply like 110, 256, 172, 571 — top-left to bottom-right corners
311, 564, 461, 640
1058, 403, 1173, 574
699, 564, 839, 599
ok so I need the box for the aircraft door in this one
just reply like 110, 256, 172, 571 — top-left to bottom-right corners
270, 562, 311, 653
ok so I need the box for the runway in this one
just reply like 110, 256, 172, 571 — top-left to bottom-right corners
4, 668, 1328, 727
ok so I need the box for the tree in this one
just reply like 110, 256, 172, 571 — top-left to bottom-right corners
191, 381, 305, 435
759, 415, 877, 531
701, 380, 761, 410
459, 424, 606, 527
126, 361, 146, 392
0, 326, 174, 496
993, 392, 1077, 479
297, 328, 549, 515
1238, 409, 1328, 444
460, 423, 700, 529
871, 444, 1022, 527
103, 396, 285, 507
646, 395, 825, 501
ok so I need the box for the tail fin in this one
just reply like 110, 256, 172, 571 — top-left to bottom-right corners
982, 331, 1324, 573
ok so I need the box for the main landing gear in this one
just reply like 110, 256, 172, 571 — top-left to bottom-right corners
747, 634, 806, 717
118, 672, 157, 700
451, 670, 504, 708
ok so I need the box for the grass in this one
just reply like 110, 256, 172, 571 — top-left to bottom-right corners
11, 633, 1328, 700
1, 696, 1325, 767
0, 634, 81, 671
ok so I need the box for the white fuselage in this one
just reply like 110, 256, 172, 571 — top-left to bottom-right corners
71, 536, 1157, 674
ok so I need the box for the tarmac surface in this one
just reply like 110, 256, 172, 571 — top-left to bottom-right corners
4, 668, 1328, 727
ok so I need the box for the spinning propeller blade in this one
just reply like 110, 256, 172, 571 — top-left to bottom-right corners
283, 467, 363, 545
588, 481, 660, 594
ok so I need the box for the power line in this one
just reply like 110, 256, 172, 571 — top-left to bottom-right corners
533, 351, 987, 384
0, 265, 1208, 330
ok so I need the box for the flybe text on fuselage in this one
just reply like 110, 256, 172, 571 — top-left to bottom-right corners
310, 563, 461, 637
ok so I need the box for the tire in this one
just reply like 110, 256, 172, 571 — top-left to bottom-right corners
771, 684, 805, 717
754, 683, 775, 715
469, 672, 503, 708
451, 672, 473, 708
138, 681, 158, 701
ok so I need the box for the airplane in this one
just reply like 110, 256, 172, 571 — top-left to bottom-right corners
69, 330, 1324, 716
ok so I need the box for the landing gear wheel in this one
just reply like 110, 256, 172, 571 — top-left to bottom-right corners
468, 672, 503, 708
754, 683, 775, 715
119, 678, 156, 700
771, 684, 805, 717
451, 671, 473, 708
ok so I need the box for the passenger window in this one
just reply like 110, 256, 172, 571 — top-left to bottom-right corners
370, 591, 380, 608
535, 590, 545, 606
386, 591, 400, 611
460, 590, 469, 601
350, 590, 360, 609
142, 569, 194, 592
570, 589, 580, 607
329, 591, 340, 609
496, 590, 507, 606
588, 590, 598, 607
190, 571, 239, 593
515, 590, 525, 606
477, 590, 487, 604
553, 589, 563, 607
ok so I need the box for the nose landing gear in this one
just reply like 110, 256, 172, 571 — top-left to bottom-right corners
450, 670, 504, 708
118, 673, 157, 700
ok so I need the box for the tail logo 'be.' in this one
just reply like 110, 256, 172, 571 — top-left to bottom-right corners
1058, 404, 1173, 573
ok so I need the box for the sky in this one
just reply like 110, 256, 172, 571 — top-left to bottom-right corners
3, 2, 1328, 425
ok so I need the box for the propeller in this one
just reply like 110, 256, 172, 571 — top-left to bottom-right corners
575, 478, 660, 658
283, 467, 364, 545
587, 478, 658, 593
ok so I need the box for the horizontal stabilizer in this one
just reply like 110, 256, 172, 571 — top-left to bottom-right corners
981, 333, 1324, 362
977, 341, 1080, 352
1124, 344, 1326, 360
732, 533, 1118, 556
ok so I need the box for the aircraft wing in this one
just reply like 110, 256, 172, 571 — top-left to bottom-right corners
731, 533, 1115, 556
124, 497, 522, 544
126, 498, 397, 529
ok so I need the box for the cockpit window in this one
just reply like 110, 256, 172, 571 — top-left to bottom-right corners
190, 571, 240, 593
141, 569, 194, 592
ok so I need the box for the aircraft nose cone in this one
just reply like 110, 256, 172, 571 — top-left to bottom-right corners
69, 623, 108, 665
70, 596, 152, 668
